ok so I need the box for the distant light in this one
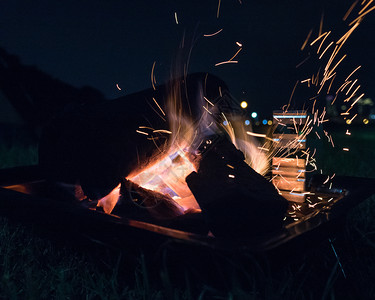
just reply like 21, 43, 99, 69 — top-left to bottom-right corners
363, 118, 369, 125
267, 120, 273, 126
262, 119, 267, 125
223, 121, 228, 126
240, 101, 248, 109
244, 120, 250, 125
346, 119, 352, 125
370, 114, 375, 120
251, 112, 257, 118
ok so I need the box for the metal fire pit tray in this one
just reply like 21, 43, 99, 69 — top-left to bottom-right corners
0, 165, 374, 255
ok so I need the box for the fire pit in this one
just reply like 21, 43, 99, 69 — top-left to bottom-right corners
0, 165, 374, 255
1, 73, 374, 254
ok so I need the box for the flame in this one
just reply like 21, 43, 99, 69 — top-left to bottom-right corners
125, 83, 270, 213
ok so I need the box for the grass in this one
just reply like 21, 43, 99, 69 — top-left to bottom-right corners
1, 124, 375, 299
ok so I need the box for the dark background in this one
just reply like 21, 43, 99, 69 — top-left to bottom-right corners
1, 0, 374, 117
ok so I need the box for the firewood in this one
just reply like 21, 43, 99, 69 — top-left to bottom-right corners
186, 135, 288, 239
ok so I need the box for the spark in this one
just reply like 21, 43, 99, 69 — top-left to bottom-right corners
319, 11, 326, 35
258, 147, 270, 152
337, 81, 352, 94
327, 54, 347, 79
336, 23, 361, 55
344, 105, 354, 114
349, 114, 358, 122
116, 83, 122, 91
228, 47, 243, 62
203, 96, 214, 106
315, 131, 321, 139
226, 164, 234, 169
323, 176, 330, 184
151, 61, 156, 90
328, 197, 334, 202
214, 60, 238, 66
228, 174, 235, 179
152, 97, 166, 116
324, 45, 339, 76
203, 28, 223, 37
346, 79, 358, 95
310, 31, 328, 46
152, 129, 172, 134
301, 78, 311, 86
217, 0, 221, 18
345, 65, 361, 81
330, 136, 335, 148
346, 129, 351, 135
317, 31, 331, 54
236, 41, 243, 47
301, 29, 313, 50
319, 41, 334, 59
174, 12, 179, 24
329, 182, 333, 189
246, 131, 267, 138
358, 0, 374, 15
343, 0, 359, 21
136, 130, 149, 136
147, 101, 166, 122
349, 6, 375, 25
350, 93, 365, 107
139, 126, 154, 130
202, 106, 212, 115
343, 148, 350, 151
296, 55, 311, 68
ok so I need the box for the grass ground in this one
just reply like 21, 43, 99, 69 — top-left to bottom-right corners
0, 124, 375, 299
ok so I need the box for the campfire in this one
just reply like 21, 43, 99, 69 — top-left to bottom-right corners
39, 73, 290, 238
34, 1, 375, 240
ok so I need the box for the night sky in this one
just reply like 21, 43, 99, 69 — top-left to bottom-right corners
1, 0, 374, 117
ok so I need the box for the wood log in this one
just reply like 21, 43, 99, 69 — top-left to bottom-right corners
186, 135, 288, 239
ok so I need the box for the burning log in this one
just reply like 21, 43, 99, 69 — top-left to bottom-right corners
186, 135, 288, 239
113, 179, 185, 221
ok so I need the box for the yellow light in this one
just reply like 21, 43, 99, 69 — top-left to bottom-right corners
240, 101, 248, 109
346, 119, 352, 125
267, 120, 273, 125
363, 118, 369, 125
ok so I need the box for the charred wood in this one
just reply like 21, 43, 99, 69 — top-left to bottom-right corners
186, 135, 288, 239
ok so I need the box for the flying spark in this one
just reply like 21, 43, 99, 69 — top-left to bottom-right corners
203, 28, 223, 37
215, 60, 239, 66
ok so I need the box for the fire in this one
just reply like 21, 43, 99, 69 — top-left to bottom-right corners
97, 77, 270, 215
129, 146, 198, 211
97, 0, 375, 217
126, 83, 270, 212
